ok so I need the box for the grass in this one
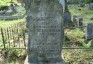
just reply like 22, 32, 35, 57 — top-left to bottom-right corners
0, 0, 19, 7
0, 18, 25, 28
63, 49, 93, 64
0, 18, 26, 64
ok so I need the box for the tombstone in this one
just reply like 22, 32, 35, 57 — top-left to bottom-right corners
24, 0, 65, 64
78, 0, 82, 4
4, 12, 11, 16
86, 22, 93, 39
0, 11, 5, 15
64, 12, 71, 22
11, 4, 19, 13
73, 15, 83, 27
60, 0, 71, 22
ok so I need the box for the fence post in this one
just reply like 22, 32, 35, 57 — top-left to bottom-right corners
12, 27, 15, 47
17, 24, 19, 41
22, 29, 26, 47
7, 28, 9, 40
7, 28, 10, 48
1, 28, 5, 49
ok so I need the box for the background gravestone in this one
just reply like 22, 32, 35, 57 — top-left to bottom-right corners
73, 15, 83, 27
61, 0, 71, 22
86, 22, 93, 39
24, 0, 65, 64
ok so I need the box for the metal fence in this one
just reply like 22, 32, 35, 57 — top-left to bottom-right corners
1, 24, 92, 49
0, 22, 28, 64
0, 22, 27, 49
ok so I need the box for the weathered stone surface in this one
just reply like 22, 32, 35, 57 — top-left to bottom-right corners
64, 12, 71, 22
73, 15, 83, 27
11, 5, 19, 13
59, 0, 71, 22
25, 0, 65, 64
86, 22, 93, 39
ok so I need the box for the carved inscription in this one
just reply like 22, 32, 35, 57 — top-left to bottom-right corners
29, 16, 62, 51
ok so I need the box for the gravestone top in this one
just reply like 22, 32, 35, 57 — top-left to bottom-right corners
73, 15, 83, 22
25, 0, 65, 64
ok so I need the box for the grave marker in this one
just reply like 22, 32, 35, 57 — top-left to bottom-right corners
24, 0, 65, 64
86, 22, 93, 39
73, 15, 83, 27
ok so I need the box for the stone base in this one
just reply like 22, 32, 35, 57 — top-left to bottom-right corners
24, 56, 66, 64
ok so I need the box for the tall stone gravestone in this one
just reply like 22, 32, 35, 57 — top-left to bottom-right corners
24, 0, 65, 64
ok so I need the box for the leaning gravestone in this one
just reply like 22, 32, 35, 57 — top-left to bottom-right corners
24, 0, 65, 64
